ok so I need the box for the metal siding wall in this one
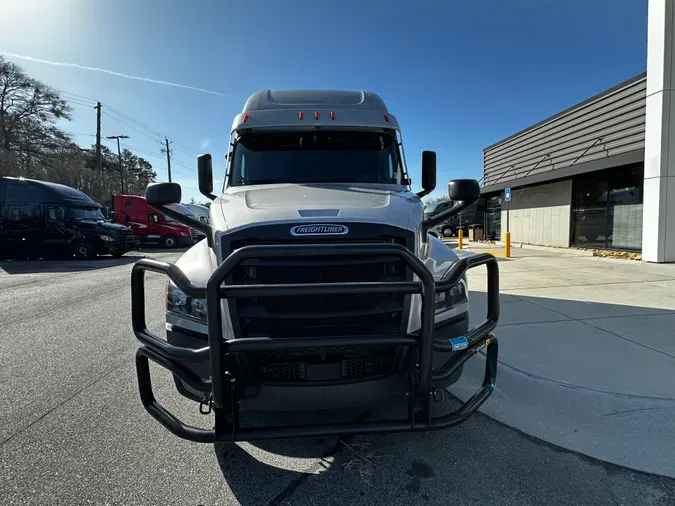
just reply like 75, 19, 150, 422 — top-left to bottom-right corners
484, 77, 647, 186
502, 180, 572, 247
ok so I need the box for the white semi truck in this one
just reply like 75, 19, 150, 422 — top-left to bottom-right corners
131, 89, 500, 443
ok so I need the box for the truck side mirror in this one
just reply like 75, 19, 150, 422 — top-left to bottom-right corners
416, 151, 436, 199
146, 181, 213, 247
421, 178, 481, 239
146, 182, 181, 206
198, 154, 216, 201
447, 179, 480, 205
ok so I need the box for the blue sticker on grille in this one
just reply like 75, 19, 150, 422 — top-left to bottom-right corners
448, 336, 468, 351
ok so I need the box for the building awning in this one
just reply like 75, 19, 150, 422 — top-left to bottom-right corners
480, 149, 644, 195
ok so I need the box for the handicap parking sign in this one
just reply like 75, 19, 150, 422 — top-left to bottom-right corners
505, 187, 511, 202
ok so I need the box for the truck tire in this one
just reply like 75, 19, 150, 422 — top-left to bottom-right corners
162, 235, 177, 248
73, 239, 96, 260
441, 226, 455, 238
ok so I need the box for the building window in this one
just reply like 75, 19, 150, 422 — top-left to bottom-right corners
607, 167, 643, 250
571, 164, 643, 251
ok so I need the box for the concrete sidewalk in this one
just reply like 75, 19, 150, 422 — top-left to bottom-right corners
448, 244, 675, 478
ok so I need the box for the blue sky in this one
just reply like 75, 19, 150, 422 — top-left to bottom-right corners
1, 0, 647, 203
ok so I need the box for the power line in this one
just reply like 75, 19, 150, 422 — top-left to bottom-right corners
102, 110, 162, 143
55, 85, 224, 173
102, 111, 202, 164
101, 139, 195, 178
65, 99, 98, 109
58, 88, 170, 145
66, 90, 200, 158
58, 89, 98, 103
111, 140, 187, 166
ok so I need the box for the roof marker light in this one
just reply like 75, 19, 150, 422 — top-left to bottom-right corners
384, 114, 390, 123
330, 111, 336, 120
243, 114, 249, 123
298, 111, 304, 120
314, 111, 320, 120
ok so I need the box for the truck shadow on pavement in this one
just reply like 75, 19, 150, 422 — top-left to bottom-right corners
211, 404, 456, 506
0, 255, 141, 274
0, 247, 189, 275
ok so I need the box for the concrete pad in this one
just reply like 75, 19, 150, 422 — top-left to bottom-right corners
468, 292, 570, 328
462, 256, 675, 292
456, 248, 675, 477
488, 320, 675, 399
506, 286, 675, 319
480, 270, 595, 290
582, 313, 675, 357
450, 354, 675, 478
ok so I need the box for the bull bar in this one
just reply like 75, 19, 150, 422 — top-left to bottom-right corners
131, 243, 500, 443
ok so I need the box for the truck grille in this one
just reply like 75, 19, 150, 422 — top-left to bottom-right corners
222, 223, 415, 384
113, 228, 136, 250
255, 345, 397, 382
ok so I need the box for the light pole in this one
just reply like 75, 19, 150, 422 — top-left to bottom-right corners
106, 135, 129, 193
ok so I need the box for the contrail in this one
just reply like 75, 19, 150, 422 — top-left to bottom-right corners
0, 52, 231, 98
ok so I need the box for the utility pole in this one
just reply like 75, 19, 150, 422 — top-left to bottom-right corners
164, 137, 173, 182
95, 102, 102, 175
107, 135, 129, 193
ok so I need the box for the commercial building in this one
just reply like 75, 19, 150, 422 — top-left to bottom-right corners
479, 0, 675, 263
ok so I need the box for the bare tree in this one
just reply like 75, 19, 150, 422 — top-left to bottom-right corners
0, 56, 70, 155
0, 56, 156, 205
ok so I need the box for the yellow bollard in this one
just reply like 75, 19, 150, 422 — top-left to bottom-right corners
458, 229, 463, 249
504, 232, 511, 258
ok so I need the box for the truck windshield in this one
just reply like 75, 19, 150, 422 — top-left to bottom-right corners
161, 213, 179, 223
69, 207, 105, 221
230, 131, 404, 186
424, 203, 442, 219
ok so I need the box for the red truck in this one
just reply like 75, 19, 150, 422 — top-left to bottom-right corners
111, 194, 197, 248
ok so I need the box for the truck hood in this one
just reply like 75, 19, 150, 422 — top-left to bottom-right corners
213, 183, 420, 232
75, 220, 130, 234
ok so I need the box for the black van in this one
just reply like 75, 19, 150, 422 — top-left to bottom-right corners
424, 200, 485, 238
0, 177, 137, 260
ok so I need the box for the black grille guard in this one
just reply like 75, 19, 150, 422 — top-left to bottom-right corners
131, 243, 500, 443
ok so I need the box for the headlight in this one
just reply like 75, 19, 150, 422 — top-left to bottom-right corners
100, 235, 115, 242
165, 281, 207, 322
435, 277, 468, 314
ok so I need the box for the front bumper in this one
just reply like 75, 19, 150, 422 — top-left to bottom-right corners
102, 234, 140, 254
131, 243, 499, 443
166, 311, 470, 407
176, 235, 195, 247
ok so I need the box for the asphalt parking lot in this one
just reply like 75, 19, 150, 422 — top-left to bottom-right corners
1, 251, 674, 505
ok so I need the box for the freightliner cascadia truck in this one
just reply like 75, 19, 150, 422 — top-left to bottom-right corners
130, 89, 500, 444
